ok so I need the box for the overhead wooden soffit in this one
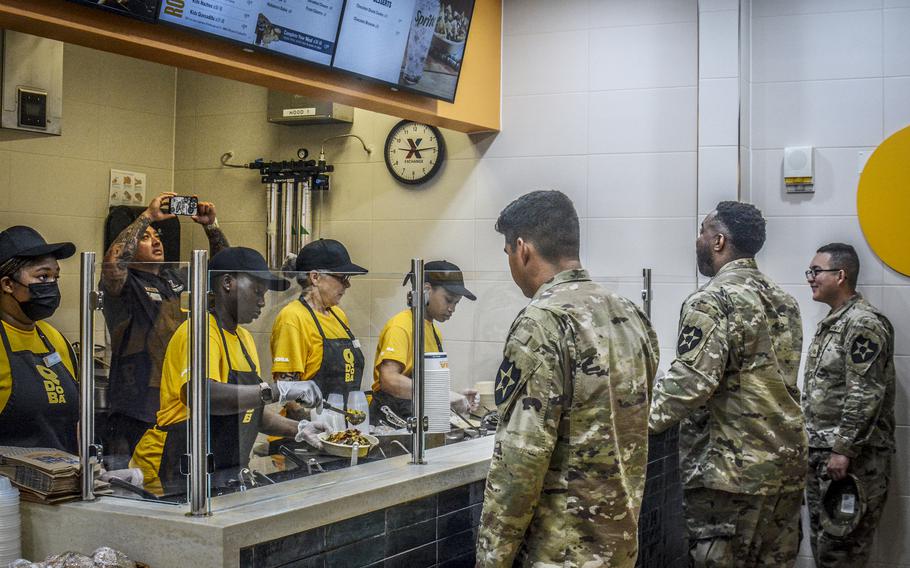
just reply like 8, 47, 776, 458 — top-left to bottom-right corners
0, 0, 501, 133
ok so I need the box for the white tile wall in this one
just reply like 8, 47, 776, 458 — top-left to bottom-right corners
586, 217, 697, 281
587, 152, 696, 218
751, 10, 882, 82
884, 77, 910, 138
588, 87, 697, 153
588, 22, 697, 91
884, 8, 910, 76
588, 0, 697, 27
698, 146, 739, 214
502, 31, 588, 96
699, 9, 740, 79
752, 0, 883, 18
751, 79, 883, 149
487, 93, 589, 158
502, 0, 589, 36
473, 156, 588, 219
699, 78, 740, 146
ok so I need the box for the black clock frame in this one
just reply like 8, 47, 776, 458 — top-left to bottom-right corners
384, 120, 446, 185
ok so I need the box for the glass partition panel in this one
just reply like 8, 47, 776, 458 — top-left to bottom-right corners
96, 260, 191, 505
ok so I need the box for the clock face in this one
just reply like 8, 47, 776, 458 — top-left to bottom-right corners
384, 120, 446, 185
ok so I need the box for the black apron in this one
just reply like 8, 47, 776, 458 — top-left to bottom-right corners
300, 298, 365, 409
106, 268, 184, 424
0, 322, 79, 454
156, 315, 263, 495
369, 320, 443, 425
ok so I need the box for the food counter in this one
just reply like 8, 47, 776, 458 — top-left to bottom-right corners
19, 436, 494, 568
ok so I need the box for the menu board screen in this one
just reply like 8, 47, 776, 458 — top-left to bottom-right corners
68, 0, 162, 22
159, 0, 344, 66
333, 0, 475, 102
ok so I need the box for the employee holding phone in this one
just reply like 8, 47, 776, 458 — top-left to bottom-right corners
371, 261, 478, 425
0, 226, 79, 453
270, 239, 368, 419
101, 192, 230, 459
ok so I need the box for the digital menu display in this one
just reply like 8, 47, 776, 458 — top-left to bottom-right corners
334, 0, 474, 102
68, 0, 162, 22
159, 0, 344, 66
157, 0, 474, 102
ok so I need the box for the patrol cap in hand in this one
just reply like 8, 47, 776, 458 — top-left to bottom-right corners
403, 260, 476, 301
0, 226, 76, 266
294, 239, 368, 275
209, 247, 290, 291
820, 474, 867, 537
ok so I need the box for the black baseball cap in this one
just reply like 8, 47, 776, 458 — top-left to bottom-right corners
403, 260, 476, 301
0, 226, 76, 266
209, 247, 290, 291
295, 239, 368, 275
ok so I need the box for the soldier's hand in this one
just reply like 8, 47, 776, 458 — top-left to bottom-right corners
827, 453, 850, 480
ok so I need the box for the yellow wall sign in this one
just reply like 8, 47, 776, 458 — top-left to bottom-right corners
857, 125, 910, 276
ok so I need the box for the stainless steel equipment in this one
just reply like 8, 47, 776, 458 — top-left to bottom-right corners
267, 92, 353, 125
408, 258, 428, 465
188, 250, 211, 516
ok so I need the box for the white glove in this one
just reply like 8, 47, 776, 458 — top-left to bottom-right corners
276, 380, 323, 408
449, 390, 479, 414
100, 467, 144, 487
296, 419, 331, 448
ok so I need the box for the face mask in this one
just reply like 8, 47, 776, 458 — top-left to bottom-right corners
14, 280, 61, 321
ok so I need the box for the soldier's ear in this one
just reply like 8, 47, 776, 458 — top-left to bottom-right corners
516, 237, 533, 264
714, 233, 726, 252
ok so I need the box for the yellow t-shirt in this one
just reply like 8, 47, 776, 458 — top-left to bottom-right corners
155, 314, 260, 427
372, 309, 443, 393
270, 301, 353, 380
0, 320, 77, 413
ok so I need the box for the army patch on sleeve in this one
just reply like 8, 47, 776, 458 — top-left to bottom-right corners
850, 335, 880, 364
677, 325, 704, 356
495, 358, 522, 406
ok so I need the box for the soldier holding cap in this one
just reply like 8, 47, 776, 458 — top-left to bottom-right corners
0, 226, 78, 453
803, 242, 895, 567
370, 260, 478, 425
649, 202, 807, 567
131, 247, 327, 495
270, 239, 368, 419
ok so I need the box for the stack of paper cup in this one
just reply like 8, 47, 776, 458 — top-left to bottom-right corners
475, 381, 495, 412
0, 475, 21, 566
423, 352, 451, 433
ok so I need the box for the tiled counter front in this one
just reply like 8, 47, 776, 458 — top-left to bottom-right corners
240, 481, 485, 568
637, 425, 687, 568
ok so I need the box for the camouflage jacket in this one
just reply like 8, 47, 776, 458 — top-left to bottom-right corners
649, 258, 808, 495
476, 269, 660, 568
802, 293, 895, 456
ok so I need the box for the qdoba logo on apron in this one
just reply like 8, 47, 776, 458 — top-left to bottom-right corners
344, 348, 355, 383
37, 365, 66, 404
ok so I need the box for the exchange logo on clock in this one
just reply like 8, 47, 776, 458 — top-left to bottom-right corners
384, 120, 446, 185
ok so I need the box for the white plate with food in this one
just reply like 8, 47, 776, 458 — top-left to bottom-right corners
318, 430, 379, 458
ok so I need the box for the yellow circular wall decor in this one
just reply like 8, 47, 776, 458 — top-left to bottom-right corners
857, 125, 910, 276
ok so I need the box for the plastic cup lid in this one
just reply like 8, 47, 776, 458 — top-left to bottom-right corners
0, 476, 12, 491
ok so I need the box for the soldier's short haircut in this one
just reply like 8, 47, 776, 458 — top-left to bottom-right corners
713, 201, 766, 256
495, 190, 580, 263
817, 242, 860, 289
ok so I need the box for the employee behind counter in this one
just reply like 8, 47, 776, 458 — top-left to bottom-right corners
101, 192, 230, 459
270, 239, 368, 420
371, 261, 478, 425
130, 247, 328, 495
0, 226, 79, 454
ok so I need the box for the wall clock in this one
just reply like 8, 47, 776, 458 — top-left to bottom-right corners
384, 120, 446, 185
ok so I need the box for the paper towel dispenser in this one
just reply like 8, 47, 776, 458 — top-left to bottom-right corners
267, 92, 353, 126
0, 30, 63, 136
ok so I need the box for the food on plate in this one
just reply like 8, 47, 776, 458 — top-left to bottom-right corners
325, 429, 372, 446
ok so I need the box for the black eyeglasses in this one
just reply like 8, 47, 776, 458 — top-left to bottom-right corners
805, 268, 842, 279
326, 273, 351, 285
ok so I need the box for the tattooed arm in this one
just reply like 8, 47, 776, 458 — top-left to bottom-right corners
102, 192, 175, 296
194, 201, 230, 255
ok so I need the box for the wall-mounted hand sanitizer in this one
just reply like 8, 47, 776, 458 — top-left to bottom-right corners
784, 146, 814, 194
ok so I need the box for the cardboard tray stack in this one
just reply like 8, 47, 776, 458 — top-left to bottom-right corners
0, 447, 109, 504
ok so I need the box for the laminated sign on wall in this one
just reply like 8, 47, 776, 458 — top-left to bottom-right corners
109, 169, 147, 207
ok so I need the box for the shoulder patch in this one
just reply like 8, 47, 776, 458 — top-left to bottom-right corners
495, 358, 522, 406
850, 335, 880, 364
677, 325, 704, 356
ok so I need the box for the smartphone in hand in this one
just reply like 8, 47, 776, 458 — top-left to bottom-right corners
162, 195, 198, 216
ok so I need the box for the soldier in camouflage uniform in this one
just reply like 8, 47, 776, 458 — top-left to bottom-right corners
649, 201, 808, 568
803, 243, 895, 567
476, 190, 660, 567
